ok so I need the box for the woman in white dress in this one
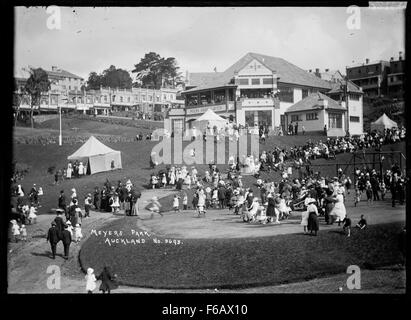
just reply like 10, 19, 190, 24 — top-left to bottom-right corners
169, 167, 176, 186
66, 163, 73, 179
78, 162, 85, 176
244, 197, 260, 222
330, 187, 346, 225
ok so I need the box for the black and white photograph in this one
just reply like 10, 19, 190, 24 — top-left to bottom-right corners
7, 3, 407, 301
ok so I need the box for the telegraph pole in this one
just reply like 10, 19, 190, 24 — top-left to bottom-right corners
345, 66, 350, 136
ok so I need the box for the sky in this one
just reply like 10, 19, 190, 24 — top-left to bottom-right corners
14, 6, 406, 81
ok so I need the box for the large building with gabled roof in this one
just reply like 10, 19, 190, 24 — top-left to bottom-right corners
181, 52, 364, 136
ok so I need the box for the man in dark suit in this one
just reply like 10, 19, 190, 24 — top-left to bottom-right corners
58, 190, 67, 218
61, 225, 72, 260
54, 210, 65, 240
218, 186, 226, 209
46, 222, 59, 259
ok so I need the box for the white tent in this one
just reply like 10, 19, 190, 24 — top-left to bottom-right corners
67, 136, 122, 174
370, 113, 398, 132
193, 109, 227, 133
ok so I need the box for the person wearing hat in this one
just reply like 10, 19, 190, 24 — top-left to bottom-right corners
307, 197, 319, 236
46, 222, 59, 259
61, 224, 72, 260
58, 190, 67, 217
84, 193, 92, 218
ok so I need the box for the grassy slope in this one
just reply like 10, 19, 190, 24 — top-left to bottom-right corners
79, 220, 404, 289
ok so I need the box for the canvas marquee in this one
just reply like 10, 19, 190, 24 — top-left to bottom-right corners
193, 108, 227, 133
370, 113, 398, 132
67, 136, 122, 174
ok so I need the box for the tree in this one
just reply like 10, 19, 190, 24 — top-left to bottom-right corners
86, 66, 132, 90
86, 71, 102, 90
24, 68, 51, 128
132, 52, 183, 89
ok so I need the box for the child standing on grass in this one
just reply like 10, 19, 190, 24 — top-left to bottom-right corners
301, 209, 309, 234
354, 187, 361, 207
74, 223, 83, 242
380, 181, 386, 201
84, 193, 92, 218
342, 215, 352, 237
28, 206, 37, 224
85, 268, 97, 294
173, 195, 180, 213
182, 192, 188, 210
365, 181, 373, 205
10, 220, 20, 242
356, 215, 367, 230
20, 224, 27, 241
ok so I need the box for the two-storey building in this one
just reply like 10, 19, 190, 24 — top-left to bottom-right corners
346, 59, 390, 97
182, 52, 334, 133
387, 53, 405, 99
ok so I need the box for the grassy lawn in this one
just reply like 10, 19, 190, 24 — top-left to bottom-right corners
79, 220, 404, 289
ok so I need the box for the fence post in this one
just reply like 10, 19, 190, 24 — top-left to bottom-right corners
379, 152, 383, 179
399, 152, 402, 171
372, 153, 375, 170
353, 154, 356, 185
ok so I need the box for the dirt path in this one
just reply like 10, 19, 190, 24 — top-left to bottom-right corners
7, 189, 406, 294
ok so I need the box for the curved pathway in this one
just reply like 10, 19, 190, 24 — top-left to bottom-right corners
7, 188, 405, 293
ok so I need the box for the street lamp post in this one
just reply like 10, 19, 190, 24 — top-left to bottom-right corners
345, 66, 350, 136
60, 96, 68, 146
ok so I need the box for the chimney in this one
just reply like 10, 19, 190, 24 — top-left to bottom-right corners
325, 68, 329, 72
185, 70, 189, 83
365, 58, 369, 64
399, 51, 403, 61
309, 69, 312, 73
52, 66, 58, 72
315, 68, 320, 78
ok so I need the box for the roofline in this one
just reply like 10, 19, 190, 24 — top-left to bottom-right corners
181, 84, 237, 95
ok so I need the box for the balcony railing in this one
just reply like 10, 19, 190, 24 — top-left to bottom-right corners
239, 98, 275, 107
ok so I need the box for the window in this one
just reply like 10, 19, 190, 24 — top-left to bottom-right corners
127, 97, 131, 102
349, 94, 360, 101
74, 86, 78, 91
104, 95, 108, 102
328, 113, 342, 128
238, 78, 249, 85
306, 112, 318, 120
163, 94, 167, 100
120, 96, 123, 102
62, 85, 66, 90
350, 116, 360, 122
302, 88, 309, 99
149, 95, 153, 101
156, 96, 160, 102
142, 95, 146, 101
291, 115, 301, 122
69, 85, 71, 90
278, 85, 294, 103
251, 78, 260, 85
262, 78, 274, 85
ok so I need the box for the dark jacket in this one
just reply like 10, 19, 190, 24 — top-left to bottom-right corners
266, 197, 276, 217
54, 216, 65, 238
218, 187, 226, 200
97, 267, 118, 291
58, 194, 66, 208
61, 229, 72, 245
47, 227, 59, 244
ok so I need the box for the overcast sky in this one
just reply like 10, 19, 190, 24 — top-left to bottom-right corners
15, 6, 405, 80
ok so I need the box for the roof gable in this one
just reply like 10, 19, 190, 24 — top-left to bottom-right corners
285, 92, 345, 113
183, 52, 332, 93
